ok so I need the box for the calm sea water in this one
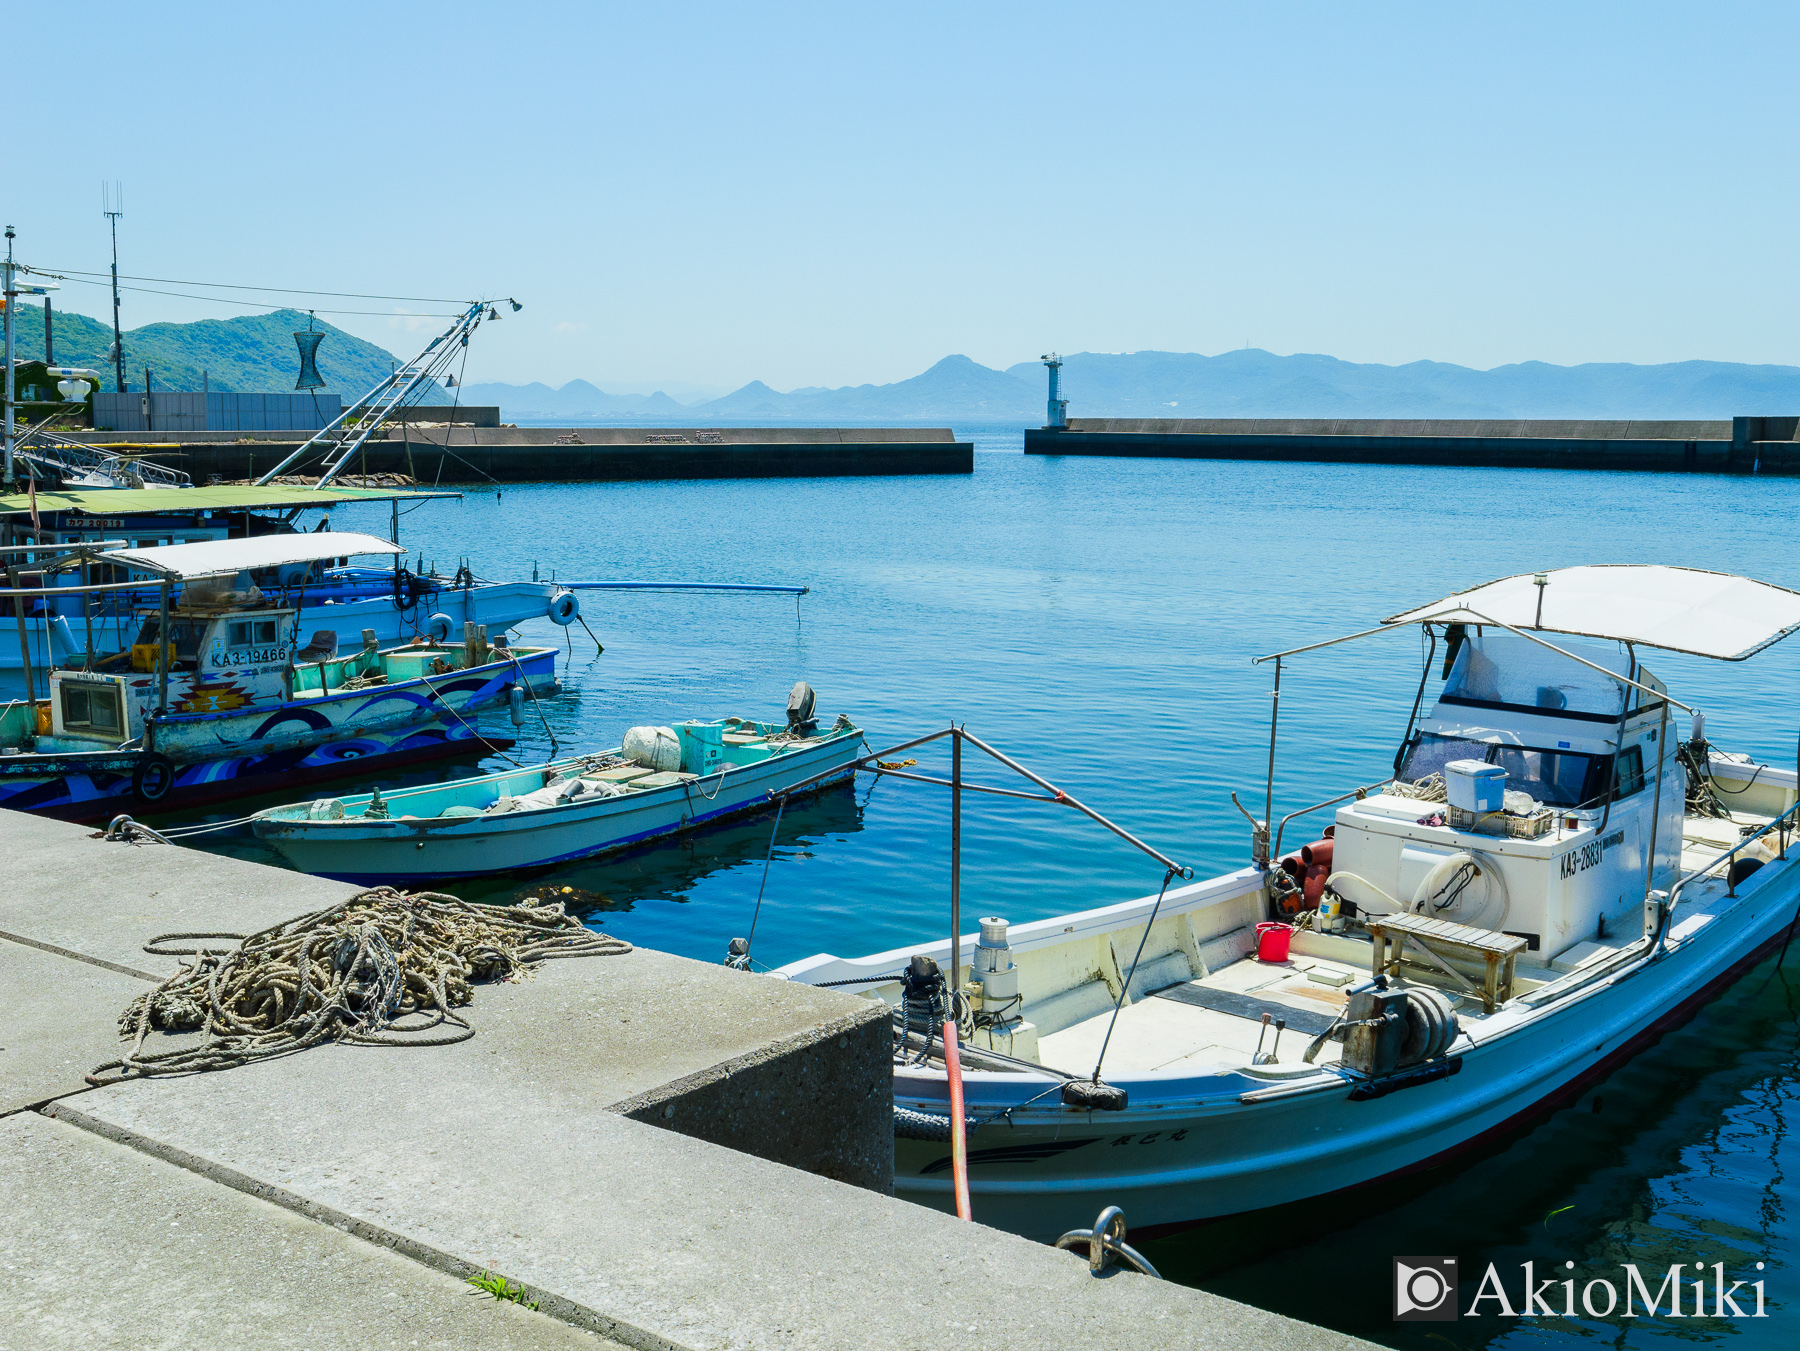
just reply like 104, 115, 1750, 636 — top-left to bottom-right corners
185, 428, 1798, 1346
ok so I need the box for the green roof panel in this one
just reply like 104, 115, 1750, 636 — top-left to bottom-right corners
0, 484, 459, 517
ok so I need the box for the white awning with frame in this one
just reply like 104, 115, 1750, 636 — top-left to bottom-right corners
1383, 565, 1800, 662
104, 532, 403, 581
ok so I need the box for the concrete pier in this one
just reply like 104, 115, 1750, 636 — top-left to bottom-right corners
1025, 415, 1800, 475
54, 427, 974, 484
1, 809, 1369, 1351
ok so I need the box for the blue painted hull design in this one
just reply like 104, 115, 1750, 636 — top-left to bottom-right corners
0, 720, 515, 823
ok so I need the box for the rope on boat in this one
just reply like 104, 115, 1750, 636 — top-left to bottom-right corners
90, 888, 629, 1084
1387, 772, 1448, 803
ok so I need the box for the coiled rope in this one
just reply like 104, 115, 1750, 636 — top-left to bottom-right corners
91, 888, 629, 1084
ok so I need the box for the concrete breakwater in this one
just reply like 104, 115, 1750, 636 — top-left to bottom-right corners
0, 808, 1365, 1350
1025, 415, 1800, 474
58, 426, 974, 484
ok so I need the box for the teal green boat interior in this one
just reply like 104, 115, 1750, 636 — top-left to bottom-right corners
259, 718, 858, 821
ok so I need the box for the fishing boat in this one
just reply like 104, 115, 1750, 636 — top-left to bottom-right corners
0, 483, 576, 691
250, 685, 861, 881
0, 531, 554, 820
778, 566, 1800, 1240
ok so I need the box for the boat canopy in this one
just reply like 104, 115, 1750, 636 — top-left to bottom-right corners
1384, 565, 1800, 662
105, 532, 403, 580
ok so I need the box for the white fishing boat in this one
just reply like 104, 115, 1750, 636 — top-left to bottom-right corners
779, 566, 1800, 1240
251, 684, 861, 881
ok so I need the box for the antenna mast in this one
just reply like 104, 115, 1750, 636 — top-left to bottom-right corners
103, 182, 125, 394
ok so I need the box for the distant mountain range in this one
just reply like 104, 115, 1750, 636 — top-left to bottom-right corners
496, 350, 1800, 422
13, 304, 1800, 421
5, 305, 449, 402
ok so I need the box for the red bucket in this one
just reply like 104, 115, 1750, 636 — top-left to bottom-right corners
1255, 921, 1294, 963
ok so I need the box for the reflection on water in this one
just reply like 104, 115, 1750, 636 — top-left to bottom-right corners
159, 448, 1800, 1343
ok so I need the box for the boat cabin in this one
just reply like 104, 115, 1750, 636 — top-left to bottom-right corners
1329, 629, 1685, 964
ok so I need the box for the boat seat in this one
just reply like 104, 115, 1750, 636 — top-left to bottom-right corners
583, 765, 654, 784
1365, 912, 1528, 1013
297, 631, 338, 662
633, 770, 697, 789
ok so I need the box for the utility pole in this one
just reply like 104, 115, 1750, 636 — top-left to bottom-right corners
103, 181, 125, 393
3, 224, 15, 488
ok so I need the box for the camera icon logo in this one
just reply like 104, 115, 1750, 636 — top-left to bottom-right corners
1393, 1256, 1458, 1321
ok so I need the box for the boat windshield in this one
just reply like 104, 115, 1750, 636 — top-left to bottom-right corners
1438, 633, 1628, 718
1398, 733, 1608, 808
133, 616, 204, 663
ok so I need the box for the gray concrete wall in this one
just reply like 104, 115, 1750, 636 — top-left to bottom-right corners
1026, 422, 1800, 475
57, 426, 974, 483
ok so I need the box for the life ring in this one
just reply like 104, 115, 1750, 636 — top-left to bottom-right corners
548, 591, 579, 626
424, 612, 455, 643
133, 753, 176, 803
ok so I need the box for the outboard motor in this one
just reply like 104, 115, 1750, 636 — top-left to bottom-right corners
786, 681, 818, 734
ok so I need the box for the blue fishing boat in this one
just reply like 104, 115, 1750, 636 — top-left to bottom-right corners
0, 531, 553, 820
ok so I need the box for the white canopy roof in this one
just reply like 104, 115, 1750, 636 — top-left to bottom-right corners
106, 532, 403, 581
1384, 565, 1800, 661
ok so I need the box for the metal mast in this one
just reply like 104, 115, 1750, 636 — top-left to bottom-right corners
103, 182, 125, 393
3, 225, 15, 488
1040, 352, 1067, 429
254, 297, 519, 487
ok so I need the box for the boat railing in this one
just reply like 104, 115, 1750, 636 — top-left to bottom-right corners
1271, 776, 1396, 860
1653, 791, 1800, 958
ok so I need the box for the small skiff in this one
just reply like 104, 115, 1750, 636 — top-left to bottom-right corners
254, 693, 862, 882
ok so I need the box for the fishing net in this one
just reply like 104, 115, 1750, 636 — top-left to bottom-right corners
293, 328, 326, 390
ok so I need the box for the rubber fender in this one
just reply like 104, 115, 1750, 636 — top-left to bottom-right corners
508, 685, 526, 727
47, 616, 79, 661
1299, 838, 1335, 909
133, 753, 175, 802
1061, 1079, 1129, 1111
1729, 856, 1765, 888
1277, 852, 1305, 883
548, 591, 579, 626
424, 613, 454, 643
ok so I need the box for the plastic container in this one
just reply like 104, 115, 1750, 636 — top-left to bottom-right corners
1444, 758, 1506, 813
1255, 921, 1293, 962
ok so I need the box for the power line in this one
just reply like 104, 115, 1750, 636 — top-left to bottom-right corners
30, 265, 471, 305
40, 273, 463, 318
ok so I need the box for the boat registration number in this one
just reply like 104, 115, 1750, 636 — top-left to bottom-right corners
1560, 830, 1624, 880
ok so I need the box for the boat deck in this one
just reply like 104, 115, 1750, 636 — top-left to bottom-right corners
1026, 808, 1785, 1079
1034, 951, 1365, 1075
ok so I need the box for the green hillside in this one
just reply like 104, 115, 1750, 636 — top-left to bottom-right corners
4, 303, 446, 400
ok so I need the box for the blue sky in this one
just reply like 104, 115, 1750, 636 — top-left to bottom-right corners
8, 2, 1795, 391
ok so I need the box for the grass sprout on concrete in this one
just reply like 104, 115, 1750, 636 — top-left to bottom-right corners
467, 1269, 540, 1310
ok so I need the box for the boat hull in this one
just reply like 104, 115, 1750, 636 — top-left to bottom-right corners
885, 863, 1800, 1242
254, 729, 863, 881
0, 721, 516, 823
0, 649, 552, 823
